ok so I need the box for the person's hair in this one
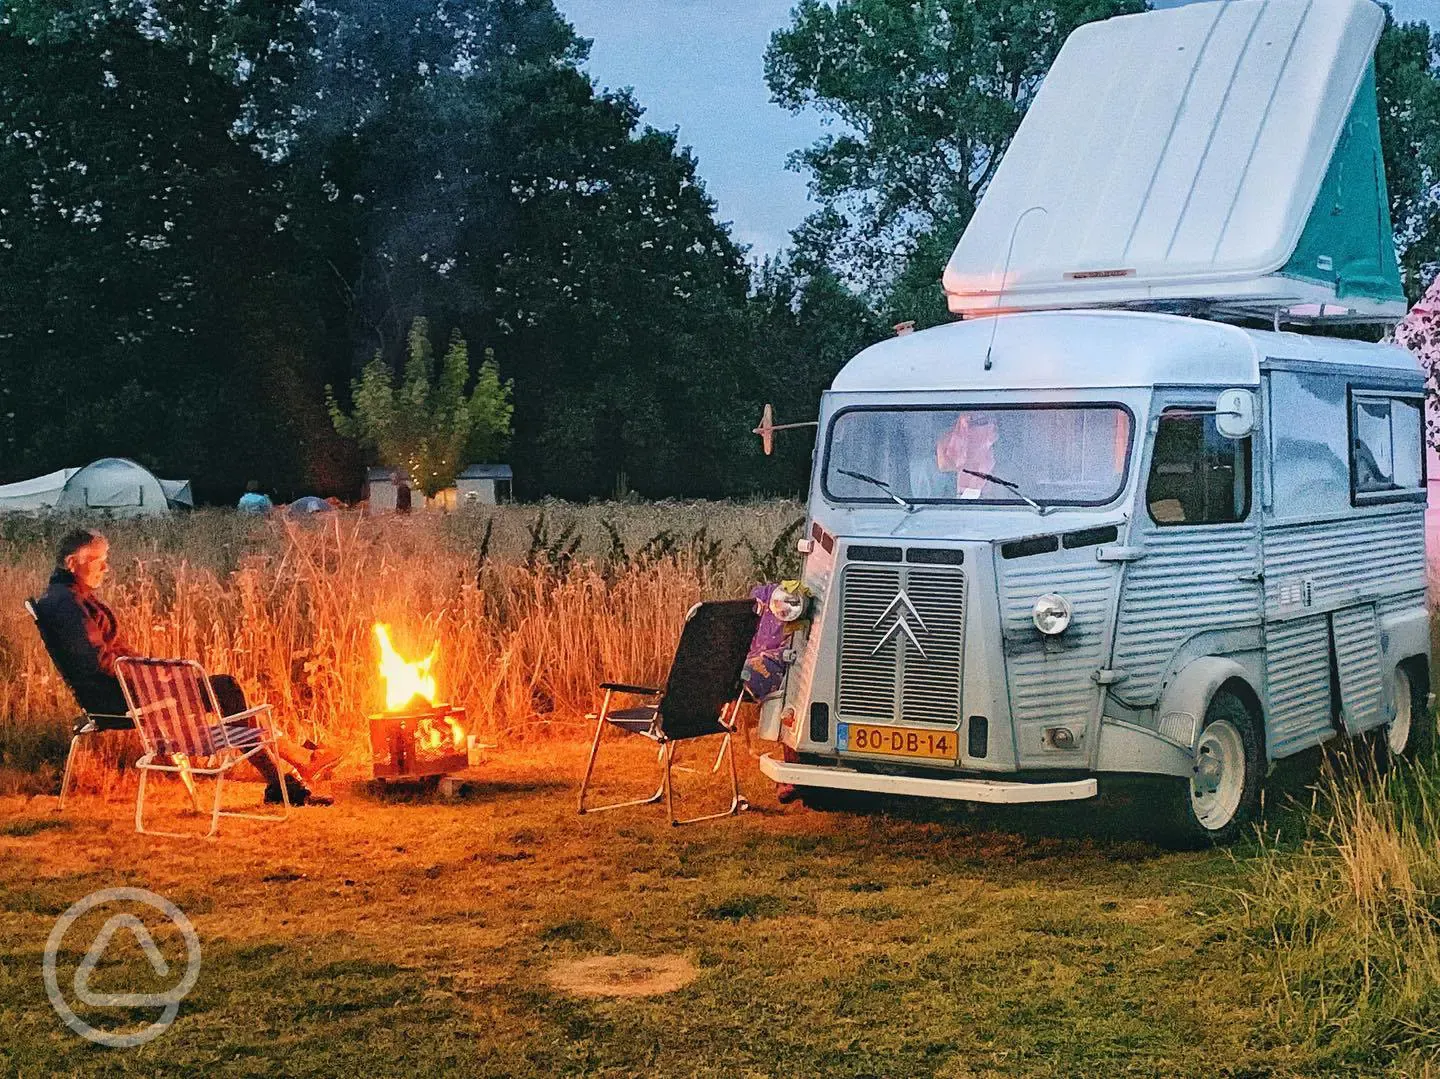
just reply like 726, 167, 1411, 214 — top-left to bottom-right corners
56, 528, 104, 567
245, 479, 261, 493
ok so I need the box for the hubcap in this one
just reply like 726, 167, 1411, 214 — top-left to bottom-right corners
1387, 669, 1413, 756
1190, 719, 1246, 830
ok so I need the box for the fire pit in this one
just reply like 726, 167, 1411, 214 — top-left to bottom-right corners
369, 624, 469, 784
369, 704, 468, 780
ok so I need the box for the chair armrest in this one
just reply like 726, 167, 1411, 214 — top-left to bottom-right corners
599, 682, 661, 696
219, 704, 274, 727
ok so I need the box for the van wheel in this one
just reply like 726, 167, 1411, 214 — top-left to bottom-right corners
1160, 692, 1262, 848
1383, 664, 1433, 763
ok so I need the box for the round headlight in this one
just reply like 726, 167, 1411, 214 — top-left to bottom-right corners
769, 585, 806, 623
1032, 593, 1073, 635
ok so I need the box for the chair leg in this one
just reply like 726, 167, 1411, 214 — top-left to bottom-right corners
663, 739, 675, 825
578, 697, 665, 815
207, 768, 224, 840
56, 734, 83, 812
671, 700, 749, 826
135, 765, 150, 835
577, 696, 609, 814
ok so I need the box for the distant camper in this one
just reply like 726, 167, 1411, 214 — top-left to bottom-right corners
456, 464, 513, 506
237, 480, 274, 515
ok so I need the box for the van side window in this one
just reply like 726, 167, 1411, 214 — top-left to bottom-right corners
1146, 409, 1251, 526
1349, 392, 1424, 503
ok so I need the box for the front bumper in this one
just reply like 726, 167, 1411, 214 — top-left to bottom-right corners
759, 754, 1098, 804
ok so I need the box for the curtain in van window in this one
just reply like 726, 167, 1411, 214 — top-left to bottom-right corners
1351, 395, 1422, 495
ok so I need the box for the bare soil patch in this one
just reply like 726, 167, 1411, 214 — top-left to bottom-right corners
546, 953, 698, 997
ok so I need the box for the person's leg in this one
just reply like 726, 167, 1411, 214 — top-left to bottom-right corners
206, 675, 286, 786
208, 675, 335, 781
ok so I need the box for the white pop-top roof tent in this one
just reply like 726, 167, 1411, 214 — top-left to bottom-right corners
944, 0, 1406, 323
0, 458, 192, 516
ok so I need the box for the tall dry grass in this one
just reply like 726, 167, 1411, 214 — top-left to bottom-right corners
1229, 751, 1440, 1071
0, 502, 802, 787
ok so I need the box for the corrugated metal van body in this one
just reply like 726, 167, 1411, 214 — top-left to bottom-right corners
1109, 524, 1261, 706
997, 546, 1120, 767
1260, 509, 1426, 752
1262, 513, 1426, 616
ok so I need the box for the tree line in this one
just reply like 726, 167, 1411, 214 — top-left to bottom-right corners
1, 0, 1436, 503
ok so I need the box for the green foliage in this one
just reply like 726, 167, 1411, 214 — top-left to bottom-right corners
327, 318, 513, 497
1376, 14, 1440, 299
523, 510, 582, 577
766, 0, 1147, 292
740, 517, 806, 582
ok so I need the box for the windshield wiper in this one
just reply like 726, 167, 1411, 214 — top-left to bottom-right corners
960, 468, 1051, 514
837, 468, 916, 513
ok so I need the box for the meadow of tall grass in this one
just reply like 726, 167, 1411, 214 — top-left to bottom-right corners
1229, 751, 1440, 1072
0, 502, 803, 788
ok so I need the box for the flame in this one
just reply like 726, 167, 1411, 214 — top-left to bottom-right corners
374, 623, 439, 712
413, 713, 467, 753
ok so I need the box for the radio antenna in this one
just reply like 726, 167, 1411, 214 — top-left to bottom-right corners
984, 204, 1048, 371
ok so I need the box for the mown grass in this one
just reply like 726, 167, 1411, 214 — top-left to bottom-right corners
0, 747, 1296, 1078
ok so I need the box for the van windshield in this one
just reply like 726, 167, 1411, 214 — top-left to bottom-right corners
824, 405, 1133, 507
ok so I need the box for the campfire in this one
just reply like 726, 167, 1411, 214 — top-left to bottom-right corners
368, 624, 468, 782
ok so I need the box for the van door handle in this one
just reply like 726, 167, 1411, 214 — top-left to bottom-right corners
1237, 570, 1263, 583
1096, 545, 1144, 563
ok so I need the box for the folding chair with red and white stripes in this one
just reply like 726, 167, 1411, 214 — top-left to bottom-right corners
115, 657, 289, 838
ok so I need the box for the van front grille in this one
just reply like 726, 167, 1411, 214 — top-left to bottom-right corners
837, 564, 965, 726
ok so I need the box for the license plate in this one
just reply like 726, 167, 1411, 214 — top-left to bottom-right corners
837, 722, 959, 761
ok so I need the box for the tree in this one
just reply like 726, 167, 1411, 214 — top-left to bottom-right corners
0, 0, 343, 497
327, 317, 513, 496
765, 0, 1146, 293
1376, 12, 1440, 300
747, 258, 886, 492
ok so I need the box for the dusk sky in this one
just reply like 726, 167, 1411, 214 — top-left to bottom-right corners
557, 0, 1439, 261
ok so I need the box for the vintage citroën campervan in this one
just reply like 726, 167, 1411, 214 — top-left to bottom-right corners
756, 0, 1433, 844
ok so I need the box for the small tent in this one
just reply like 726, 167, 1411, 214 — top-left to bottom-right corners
54, 458, 169, 516
0, 468, 78, 513
0, 457, 192, 516
944, 0, 1406, 323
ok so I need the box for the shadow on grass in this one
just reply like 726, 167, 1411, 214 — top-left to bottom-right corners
764, 748, 1343, 866
352, 776, 570, 803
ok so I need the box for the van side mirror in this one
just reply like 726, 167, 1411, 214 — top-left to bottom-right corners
1215, 389, 1256, 439
752, 404, 818, 457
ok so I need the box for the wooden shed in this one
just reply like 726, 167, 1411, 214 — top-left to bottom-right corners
455, 464, 513, 506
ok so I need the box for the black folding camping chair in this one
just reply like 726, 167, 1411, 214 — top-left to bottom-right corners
24, 599, 134, 811
578, 599, 760, 825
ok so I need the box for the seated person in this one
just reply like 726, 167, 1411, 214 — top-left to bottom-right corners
935, 412, 1005, 498
33, 529, 337, 805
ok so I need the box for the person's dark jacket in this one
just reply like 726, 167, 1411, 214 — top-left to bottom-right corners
32, 568, 133, 722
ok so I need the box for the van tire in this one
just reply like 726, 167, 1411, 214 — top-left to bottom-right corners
1159, 691, 1262, 849
1382, 662, 1433, 764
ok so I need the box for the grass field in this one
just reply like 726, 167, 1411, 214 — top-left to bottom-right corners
1, 746, 1438, 1076
0, 748, 1341, 1078
3, 505, 1440, 1075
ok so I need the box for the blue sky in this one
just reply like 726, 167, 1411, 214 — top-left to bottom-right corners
556, 0, 1438, 260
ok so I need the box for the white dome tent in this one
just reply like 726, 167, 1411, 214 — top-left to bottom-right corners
0, 457, 192, 516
